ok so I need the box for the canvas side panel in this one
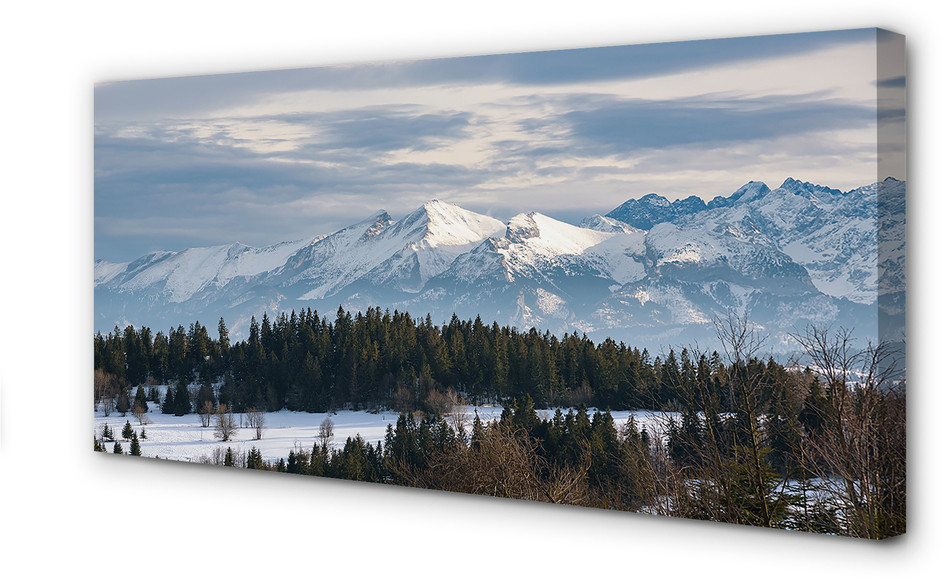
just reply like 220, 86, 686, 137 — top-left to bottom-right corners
876, 29, 906, 373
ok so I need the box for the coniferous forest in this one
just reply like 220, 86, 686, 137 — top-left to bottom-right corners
93, 307, 906, 539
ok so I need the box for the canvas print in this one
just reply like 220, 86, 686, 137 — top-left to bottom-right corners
94, 28, 906, 538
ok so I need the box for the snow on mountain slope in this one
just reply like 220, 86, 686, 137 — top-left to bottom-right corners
104, 239, 312, 303
361, 200, 507, 292
442, 212, 645, 288
646, 222, 813, 291
278, 210, 396, 299
286, 200, 506, 299
94, 259, 131, 284
646, 177, 907, 306
505, 212, 613, 258
580, 214, 643, 234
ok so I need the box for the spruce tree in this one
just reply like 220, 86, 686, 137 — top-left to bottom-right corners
113, 441, 124, 454
129, 432, 142, 456
122, 420, 134, 440
133, 385, 149, 413
162, 386, 175, 414
246, 447, 263, 469
116, 388, 131, 415
173, 380, 191, 416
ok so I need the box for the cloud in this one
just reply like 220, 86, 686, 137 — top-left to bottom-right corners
556, 93, 875, 155
95, 28, 873, 122
273, 107, 474, 154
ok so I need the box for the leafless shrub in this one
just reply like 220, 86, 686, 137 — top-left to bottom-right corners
318, 416, 334, 449
213, 403, 237, 442
198, 400, 214, 427
247, 407, 265, 440
392, 422, 592, 506
132, 402, 150, 425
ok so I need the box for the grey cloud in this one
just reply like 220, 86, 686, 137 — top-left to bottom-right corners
271, 108, 474, 154
487, 93, 875, 162
96, 28, 874, 122
561, 95, 875, 154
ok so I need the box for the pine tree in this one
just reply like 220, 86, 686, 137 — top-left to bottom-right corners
129, 431, 142, 456
224, 447, 234, 467
173, 380, 191, 416
470, 410, 485, 450
113, 441, 124, 454
116, 387, 131, 415
162, 386, 175, 414
122, 420, 134, 440
133, 384, 149, 413
246, 447, 264, 469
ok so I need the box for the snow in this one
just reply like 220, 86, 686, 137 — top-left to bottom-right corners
647, 223, 730, 266
296, 200, 505, 299
496, 212, 641, 284
520, 212, 614, 255
95, 401, 500, 464
580, 214, 644, 234
94, 259, 130, 284
535, 287, 567, 315
116, 238, 311, 302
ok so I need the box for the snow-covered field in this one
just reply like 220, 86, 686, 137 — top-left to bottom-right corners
94, 393, 674, 465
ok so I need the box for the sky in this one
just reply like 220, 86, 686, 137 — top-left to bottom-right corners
94, 28, 905, 262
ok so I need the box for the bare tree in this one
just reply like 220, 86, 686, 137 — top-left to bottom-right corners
246, 408, 265, 440
131, 402, 150, 426
653, 313, 793, 528
424, 388, 455, 417
99, 396, 114, 417
790, 325, 906, 538
211, 446, 226, 465
213, 403, 238, 442
390, 419, 592, 505
318, 416, 334, 449
198, 400, 214, 427
94, 368, 119, 413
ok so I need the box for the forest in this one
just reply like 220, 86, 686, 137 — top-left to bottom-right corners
93, 307, 906, 538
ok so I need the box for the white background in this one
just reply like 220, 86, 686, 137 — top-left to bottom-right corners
0, 1, 936, 575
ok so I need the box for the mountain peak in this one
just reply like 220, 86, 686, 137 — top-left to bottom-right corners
778, 177, 842, 199
395, 200, 505, 245
506, 213, 541, 243
580, 214, 641, 234
639, 193, 671, 207
360, 210, 392, 239
606, 193, 699, 229
419, 199, 476, 224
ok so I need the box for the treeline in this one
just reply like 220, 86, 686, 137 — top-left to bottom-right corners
95, 307, 796, 415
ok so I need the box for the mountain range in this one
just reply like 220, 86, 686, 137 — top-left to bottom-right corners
95, 177, 905, 353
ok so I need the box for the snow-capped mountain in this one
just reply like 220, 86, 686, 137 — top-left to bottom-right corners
96, 180, 904, 352
607, 177, 905, 307
603, 176, 905, 346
